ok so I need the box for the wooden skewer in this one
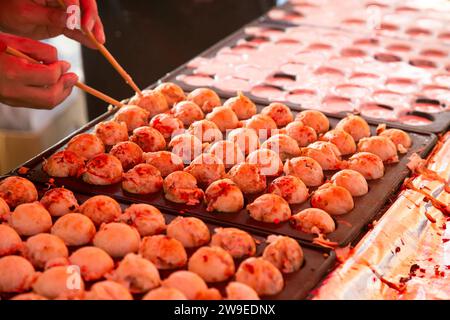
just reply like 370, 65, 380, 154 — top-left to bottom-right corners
6, 46, 124, 108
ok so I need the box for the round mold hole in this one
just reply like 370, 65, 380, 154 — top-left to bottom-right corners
340, 47, 367, 57
349, 72, 382, 86
234, 65, 268, 82
438, 32, 450, 40
314, 66, 345, 77
307, 43, 334, 51
291, 51, 327, 65
413, 98, 445, 114
386, 43, 412, 52
342, 18, 366, 26
353, 38, 380, 47
365, 2, 389, 9
433, 74, 450, 87
360, 102, 395, 120
379, 23, 399, 31
230, 44, 257, 54
214, 77, 251, 93
422, 85, 450, 100
373, 89, 409, 105
251, 85, 286, 101
409, 58, 437, 69
398, 112, 434, 126
321, 96, 354, 113
406, 27, 432, 36
374, 52, 402, 63
178, 74, 214, 87
334, 84, 370, 99
420, 49, 447, 58
245, 35, 270, 45
279, 63, 310, 76
385, 78, 418, 94
395, 6, 419, 13
265, 73, 297, 88
275, 38, 301, 45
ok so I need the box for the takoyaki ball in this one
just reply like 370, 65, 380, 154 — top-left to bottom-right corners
11, 293, 48, 300
113, 105, 150, 132
188, 246, 235, 283
296, 110, 329, 134
320, 129, 356, 156
162, 270, 208, 300
260, 134, 300, 161
261, 102, 294, 127
245, 114, 277, 139
155, 82, 186, 107
150, 113, 185, 140
43, 150, 85, 178
109, 141, 144, 171
129, 89, 169, 117
0, 224, 22, 256
0, 256, 35, 293
235, 257, 284, 296
187, 88, 221, 113
82, 154, 123, 186
166, 216, 210, 248
33, 266, 84, 299
40, 188, 79, 217
208, 140, 245, 168
140, 235, 187, 270
24, 234, 69, 269
144, 151, 184, 177
311, 184, 354, 215
168, 133, 203, 163
94, 120, 128, 147
227, 128, 260, 156
284, 156, 324, 187
227, 163, 266, 194
226, 282, 260, 300
123, 204, 166, 237
188, 120, 223, 143
85, 281, 133, 300
210, 227, 256, 259
205, 106, 239, 132
358, 136, 399, 163
285, 121, 317, 147
268, 175, 309, 204
331, 169, 368, 197
300, 141, 342, 170
172, 101, 205, 126
347, 152, 385, 180
79, 195, 122, 227
0, 197, 9, 221
10, 202, 52, 236
196, 288, 222, 300
163, 171, 204, 205
122, 164, 163, 195
377, 126, 412, 153
51, 213, 96, 246
130, 126, 166, 153
69, 247, 114, 281
66, 133, 105, 160
143, 287, 187, 300
0, 176, 38, 208
184, 153, 226, 187
262, 235, 303, 273
205, 179, 244, 213
247, 194, 291, 223
247, 149, 283, 177
108, 253, 160, 294
335, 115, 371, 142
93, 223, 140, 258
290, 208, 336, 234
223, 92, 257, 120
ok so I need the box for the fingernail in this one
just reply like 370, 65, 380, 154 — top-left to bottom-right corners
61, 61, 71, 73
64, 73, 78, 89
99, 30, 106, 44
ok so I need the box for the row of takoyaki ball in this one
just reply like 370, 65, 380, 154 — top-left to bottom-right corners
0, 179, 303, 299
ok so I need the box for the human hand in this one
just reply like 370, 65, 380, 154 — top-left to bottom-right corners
0, 33, 78, 109
0, 0, 105, 48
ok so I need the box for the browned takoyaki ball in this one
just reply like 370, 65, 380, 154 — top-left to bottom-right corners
196, 288, 223, 300
9, 202, 52, 236
358, 136, 399, 163
168, 133, 203, 163
205, 179, 245, 213
24, 233, 69, 269
331, 169, 368, 197
172, 101, 205, 126
208, 140, 245, 169
335, 115, 371, 142
51, 213, 96, 246
43, 150, 85, 178
261, 102, 294, 127
0, 224, 22, 256
347, 152, 385, 180
66, 133, 105, 160
122, 164, 163, 195
184, 153, 226, 187
320, 129, 356, 156
144, 151, 184, 177
94, 120, 128, 147
188, 120, 223, 143
296, 110, 329, 134
0, 256, 36, 293
247, 194, 291, 223
85, 281, 133, 300
227, 162, 266, 194
122, 204, 166, 237
262, 235, 303, 273
210, 227, 256, 259
129, 89, 169, 117
300, 141, 342, 170
93, 223, 140, 258
225, 282, 260, 300
227, 127, 260, 156
188, 246, 235, 283
284, 156, 324, 187
245, 114, 277, 139
291, 208, 336, 234
206, 106, 239, 132
150, 113, 185, 140
377, 125, 412, 154
32, 266, 84, 299
311, 184, 354, 215
163, 171, 204, 205
69, 247, 114, 281
130, 126, 166, 153
143, 287, 187, 300
187, 88, 222, 113
0, 197, 8, 222
109, 141, 144, 171
40, 188, 79, 217
0, 176, 38, 208
79, 195, 122, 227
139, 234, 188, 270
155, 82, 186, 106
268, 175, 309, 204
223, 92, 257, 120
260, 134, 300, 161
162, 271, 208, 300
82, 154, 123, 186
247, 149, 283, 177
113, 105, 150, 132
11, 293, 48, 300
285, 121, 317, 147
166, 216, 210, 248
